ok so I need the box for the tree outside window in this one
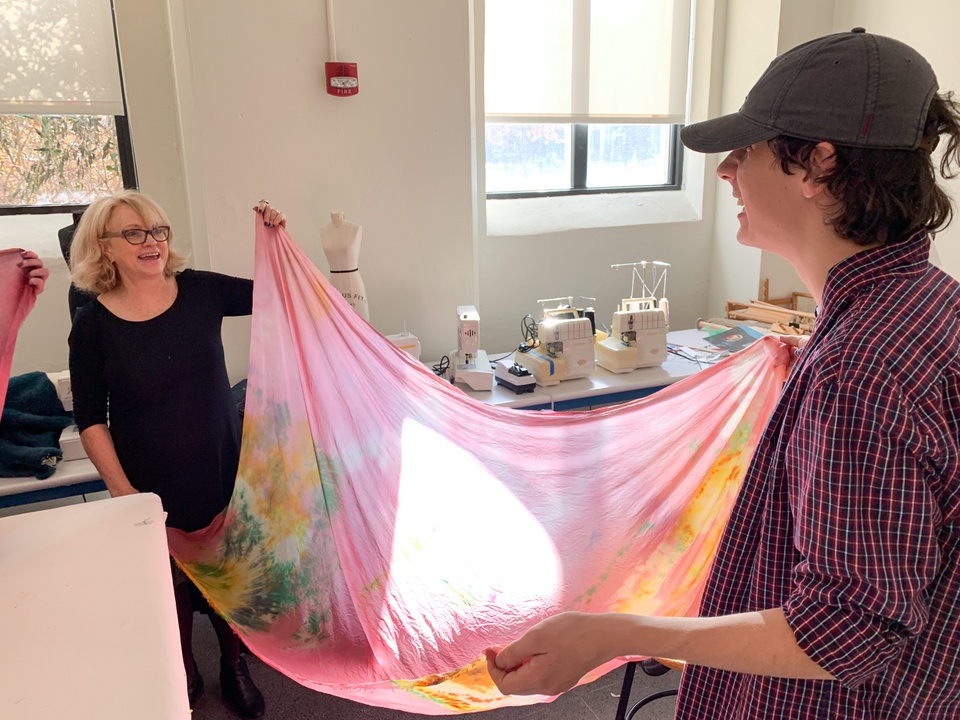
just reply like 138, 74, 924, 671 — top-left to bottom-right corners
1, 114, 126, 208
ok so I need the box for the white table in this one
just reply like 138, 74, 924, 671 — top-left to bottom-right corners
446, 328, 717, 411
0, 457, 104, 509
436, 367, 555, 409
0, 493, 189, 719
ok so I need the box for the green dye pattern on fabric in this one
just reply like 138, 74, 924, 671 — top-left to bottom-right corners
315, 451, 343, 516
441, 579, 479, 606
728, 422, 751, 451
224, 488, 267, 560
229, 563, 301, 631
358, 573, 386, 604
296, 608, 332, 644
270, 398, 293, 436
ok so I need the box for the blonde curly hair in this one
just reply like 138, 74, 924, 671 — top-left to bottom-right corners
70, 190, 188, 295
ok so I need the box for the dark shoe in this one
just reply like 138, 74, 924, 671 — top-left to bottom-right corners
220, 656, 265, 719
187, 660, 205, 708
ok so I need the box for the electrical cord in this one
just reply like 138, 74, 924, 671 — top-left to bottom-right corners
667, 344, 710, 369
516, 314, 540, 353
521, 314, 538, 344
432, 355, 450, 377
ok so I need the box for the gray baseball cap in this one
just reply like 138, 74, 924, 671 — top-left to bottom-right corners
680, 28, 938, 153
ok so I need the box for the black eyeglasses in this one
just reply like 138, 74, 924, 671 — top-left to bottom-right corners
101, 226, 171, 245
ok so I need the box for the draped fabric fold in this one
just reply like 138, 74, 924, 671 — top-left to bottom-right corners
0, 249, 37, 420
167, 222, 789, 714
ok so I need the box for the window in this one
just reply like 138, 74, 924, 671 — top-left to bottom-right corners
0, 0, 136, 223
0, 114, 135, 213
485, 122, 682, 196
484, 0, 691, 198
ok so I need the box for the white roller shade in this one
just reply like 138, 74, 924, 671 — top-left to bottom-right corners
0, 0, 124, 115
485, 0, 691, 124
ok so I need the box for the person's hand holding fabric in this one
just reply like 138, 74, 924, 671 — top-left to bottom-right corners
16, 250, 48, 294
253, 199, 286, 229
485, 612, 613, 697
776, 333, 810, 373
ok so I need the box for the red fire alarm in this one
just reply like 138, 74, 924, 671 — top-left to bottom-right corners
325, 1, 357, 97
325, 61, 359, 97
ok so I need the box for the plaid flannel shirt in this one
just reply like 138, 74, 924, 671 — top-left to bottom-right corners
677, 233, 960, 719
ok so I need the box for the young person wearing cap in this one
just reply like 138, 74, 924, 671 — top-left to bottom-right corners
485, 29, 960, 718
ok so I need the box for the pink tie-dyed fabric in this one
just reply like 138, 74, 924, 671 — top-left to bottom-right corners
168, 221, 789, 713
0, 249, 36, 419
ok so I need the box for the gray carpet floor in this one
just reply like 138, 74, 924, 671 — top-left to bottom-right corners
190, 620, 680, 720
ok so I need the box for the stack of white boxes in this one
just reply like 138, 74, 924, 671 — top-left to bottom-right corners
53, 370, 88, 461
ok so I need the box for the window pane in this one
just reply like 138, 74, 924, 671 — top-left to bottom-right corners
0, 114, 124, 206
586, 124, 673, 188
485, 123, 572, 193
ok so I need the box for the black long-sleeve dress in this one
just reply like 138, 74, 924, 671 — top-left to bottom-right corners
69, 270, 252, 532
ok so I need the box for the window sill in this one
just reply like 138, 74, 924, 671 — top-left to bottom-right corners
1, 213, 74, 260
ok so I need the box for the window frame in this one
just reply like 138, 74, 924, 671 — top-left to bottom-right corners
485, 122, 684, 200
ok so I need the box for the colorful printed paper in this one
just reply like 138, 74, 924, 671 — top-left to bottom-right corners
167, 222, 789, 713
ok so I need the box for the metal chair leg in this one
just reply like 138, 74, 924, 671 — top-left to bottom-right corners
613, 659, 679, 720
614, 661, 639, 720
625, 689, 680, 720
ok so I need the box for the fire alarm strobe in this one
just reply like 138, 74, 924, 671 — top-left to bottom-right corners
326, 62, 359, 96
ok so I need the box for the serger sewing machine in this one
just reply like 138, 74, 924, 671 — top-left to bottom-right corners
385, 328, 422, 360
595, 261, 670, 373
514, 298, 596, 387
450, 305, 494, 391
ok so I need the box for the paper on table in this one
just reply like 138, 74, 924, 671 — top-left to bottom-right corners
0, 493, 187, 720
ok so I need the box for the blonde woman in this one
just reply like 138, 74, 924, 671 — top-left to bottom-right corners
68, 190, 283, 718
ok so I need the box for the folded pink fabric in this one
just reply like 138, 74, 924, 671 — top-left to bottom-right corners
0, 249, 36, 419
168, 222, 789, 713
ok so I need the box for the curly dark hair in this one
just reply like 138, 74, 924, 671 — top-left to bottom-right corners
768, 92, 960, 245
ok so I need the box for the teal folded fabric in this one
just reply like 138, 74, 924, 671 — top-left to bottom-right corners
0, 371, 73, 479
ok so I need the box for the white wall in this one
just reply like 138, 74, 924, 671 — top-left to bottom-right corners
11, 0, 721, 378
11, 0, 960, 382
11, 0, 478, 381
834, 0, 960, 274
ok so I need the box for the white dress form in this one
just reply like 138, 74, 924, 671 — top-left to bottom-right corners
320, 211, 370, 321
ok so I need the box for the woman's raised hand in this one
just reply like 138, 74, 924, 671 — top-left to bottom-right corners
253, 199, 286, 228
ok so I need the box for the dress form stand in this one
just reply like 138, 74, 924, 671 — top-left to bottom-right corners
320, 211, 370, 321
